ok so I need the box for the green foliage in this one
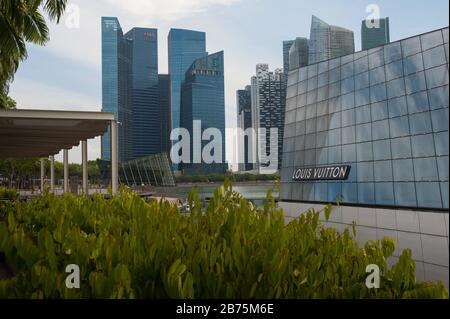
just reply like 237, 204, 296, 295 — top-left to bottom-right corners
0, 91, 16, 109
0, 187, 19, 200
0, 182, 447, 299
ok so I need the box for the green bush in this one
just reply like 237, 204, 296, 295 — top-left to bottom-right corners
0, 181, 447, 299
0, 187, 19, 200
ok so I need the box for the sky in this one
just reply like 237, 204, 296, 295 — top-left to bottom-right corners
9, 0, 449, 167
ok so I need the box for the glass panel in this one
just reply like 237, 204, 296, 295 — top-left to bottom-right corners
425, 65, 449, 89
441, 182, 449, 208
355, 72, 370, 90
371, 101, 389, 121
305, 149, 316, 165
306, 118, 317, 134
435, 132, 449, 156
384, 42, 402, 63
358, 183, 375, 204
355, 56, 369, 74
401, 36, 422, 57
329, 67, 340, 83
318, 87, 328, 103
328, 128, 341, 146
356, 123, 372, 142
374, 161, 393, 182
388, 96, 408, 118
372, 120, 390, 140
305, 133, 316, 149
317, 101, 328, 117
405, 71, 427, 94
342, 126, 355, 144
342, 183, 358, 203
295, 135, 305, 151
328, 183, 343, 202
307, 90, 318, 104
391, 137, 412, 159
389, 116, 410, 138
428, 85, 449, 110
403, 53, 424, 75
431, 108, 449, 132
416, 182, 442, 208
422, 45, 447, 69
420, 30, 444, 51
298, 68, 308, 81
329, 57, 341, 69
387, 78, 406, 99
370, 83, 387, 103
342, 109, 355, 127
373, 139, 391, 160
414, 158, 439, 181
437, 156, 449, 181
328, 97, 341, 113
393, 159, 414, 181
409, 112, 433, 135
342, 144, 356, 162
315, 183, 328, 201
329, 112, 341, 129
407, 91, 429, 114
316, 115, 328, 132
316, 131, 327, 148
317, 148, 328, 165
355, 88, 371, 107
411, 134, 436, 157
318, 61, 329, 74
341, 77, 355, 94
357, 162, 374, 182
385, 60, 404, 81
370, 66, 386, 85
303, 183, 315, 201
394, 182, 417, 207
341, 62, 354, 79
341, 93, 355, 110
328, 146, 342, 164
329, 82, 341, 98
308, 76, 318, 90
369, 50, 384, 69
308, 64, 318, 78
375, 183, 395, 205
306, 104, 316, 119
357, 142, 373, 161
318, 72, 328, 87
355, 105, 371, 124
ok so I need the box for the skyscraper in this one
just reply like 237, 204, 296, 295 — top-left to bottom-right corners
168, 29, 207, 133
251, 64, 286, 173
283, 40, 295, 76
361, 17, 390, 50
101, 17, 132, 162
308, 15, 355, 64
124, 28, 160, 159
159, 74, 171, 155
237, 85, 254, 172
180, 51, 226, 174
288, 37, 309, 71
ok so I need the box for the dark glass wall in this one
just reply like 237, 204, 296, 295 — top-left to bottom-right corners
159, 74, 171, 155
362, 17, 390, 51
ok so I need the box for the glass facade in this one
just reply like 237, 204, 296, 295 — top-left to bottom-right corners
180, 51, 227, 175
283, 40, 295, 77
159, 74, 172, 155
361, 17, 390, 51
101, 17, 132, 162
281, 27, 449, 209
125, 28, 161, 159
289, 37, 309, 71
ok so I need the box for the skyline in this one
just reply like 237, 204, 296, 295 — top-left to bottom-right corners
8, 0, 449, 164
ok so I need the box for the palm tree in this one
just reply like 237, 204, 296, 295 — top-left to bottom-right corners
0, 0, 68, 109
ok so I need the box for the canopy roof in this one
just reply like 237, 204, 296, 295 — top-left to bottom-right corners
0, 109, 115, 158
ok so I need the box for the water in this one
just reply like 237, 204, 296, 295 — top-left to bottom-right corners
176, 183, 279, 206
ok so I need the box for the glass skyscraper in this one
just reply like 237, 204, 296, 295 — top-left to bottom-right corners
283, 40, 295, 76
168, 29, 207, 133
237, 85, 254, 172
180, 51, 227, 174
159, 74, 171, 155
309, 15, 355, 65
362, 17, 390, 51
289, 37, 309, 71
124, 28, 160, 159
101, 17, 132, 162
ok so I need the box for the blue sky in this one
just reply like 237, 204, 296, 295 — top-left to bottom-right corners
9, 0, 449, 164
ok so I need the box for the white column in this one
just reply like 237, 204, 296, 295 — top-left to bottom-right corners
82, 140, 88, 195
111, 120, 119, 195
40, 158, 45, 194
50, 155, 55, 194
63, 149, 69, 193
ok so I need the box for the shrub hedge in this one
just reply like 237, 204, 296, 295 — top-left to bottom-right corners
0, 182, 448, 299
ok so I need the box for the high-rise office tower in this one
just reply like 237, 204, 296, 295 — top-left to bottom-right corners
251, 64, 286, 173
168, 29, 207, 131
124, 28, 160, 159
101, 17, 132, 162
289, 37, 309, 71
237, 85, 253, 172
361, 17, 390, 50
283, 40, 295, 76
180, 51, 226, 174
308, 15, 355, 64
159, 74, 171, 155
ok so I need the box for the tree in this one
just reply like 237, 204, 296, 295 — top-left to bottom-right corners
0, 0, 68, 109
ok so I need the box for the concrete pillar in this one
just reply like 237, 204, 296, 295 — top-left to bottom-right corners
111, 121, 119, 195
63, 149, 69, 193
82, 140, 88, 195
40, 158, 45, 194
50, 155, 55, 194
